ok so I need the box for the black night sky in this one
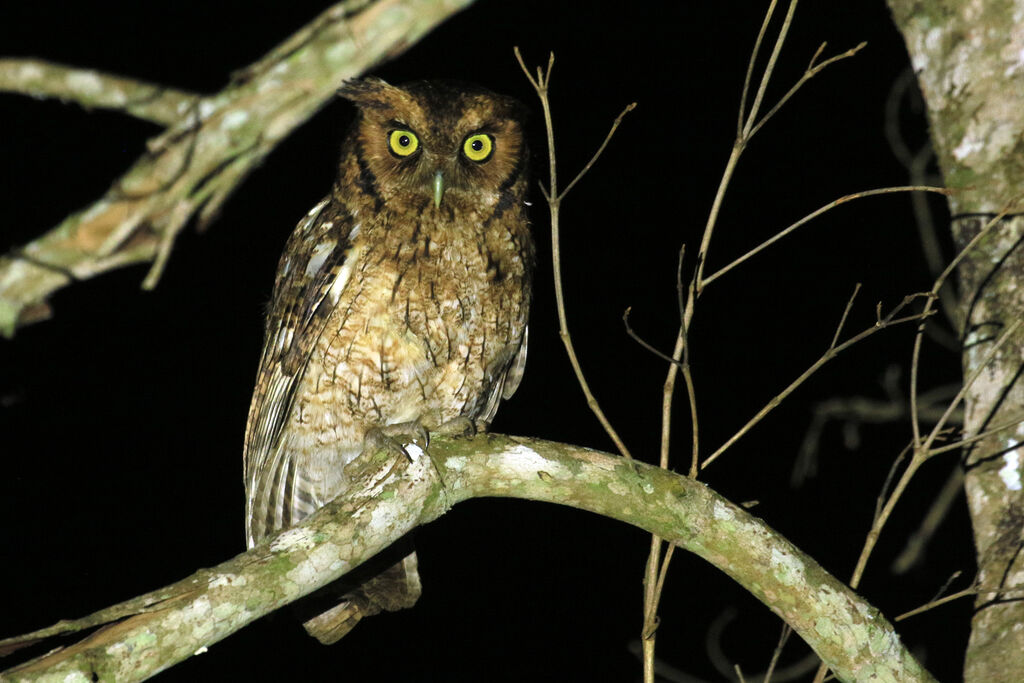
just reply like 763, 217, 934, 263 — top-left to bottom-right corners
1, 2, 973, 681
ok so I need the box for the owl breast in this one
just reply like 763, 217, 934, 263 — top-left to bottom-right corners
285, 204, 529, 504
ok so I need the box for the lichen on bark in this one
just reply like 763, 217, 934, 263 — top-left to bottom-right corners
887, 2, 1024, 679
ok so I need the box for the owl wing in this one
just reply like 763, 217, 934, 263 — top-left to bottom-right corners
244, 197, 359, 546
476, 325, 529, 426
502, 324, 529, 400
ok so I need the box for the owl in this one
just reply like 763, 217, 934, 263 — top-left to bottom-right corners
243, 78, 533, 643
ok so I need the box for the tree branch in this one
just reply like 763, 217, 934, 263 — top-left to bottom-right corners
0, 0, 474, 338
0, 59, 198, 126
2, 435, 934, 683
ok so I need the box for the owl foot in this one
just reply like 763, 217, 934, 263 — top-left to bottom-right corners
364, 420, 430, 462
432, 415, 478, 438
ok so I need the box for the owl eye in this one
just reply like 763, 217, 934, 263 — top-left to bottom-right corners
388, 129, 419, 157
462, 133, 494, 163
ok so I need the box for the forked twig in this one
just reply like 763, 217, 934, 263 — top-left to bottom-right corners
848, 317, 1024, 590
513, 47, 636, 461
702, 295, 932, 469
746, 40, 867, 140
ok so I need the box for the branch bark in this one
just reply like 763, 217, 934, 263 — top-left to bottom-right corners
0, 59, 197, 126
2, 435, 934, 683
0, 0, 474, 338
887, 2, 1024, 680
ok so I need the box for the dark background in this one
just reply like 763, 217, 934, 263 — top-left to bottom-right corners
0, 2, 971, 681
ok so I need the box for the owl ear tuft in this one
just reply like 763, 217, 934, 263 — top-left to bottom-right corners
337, 78, 397, 110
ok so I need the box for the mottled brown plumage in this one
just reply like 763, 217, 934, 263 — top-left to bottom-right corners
243, 78, 533, 642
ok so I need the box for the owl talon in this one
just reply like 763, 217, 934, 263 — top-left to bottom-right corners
365, 420, 430, 462
433, 416, 478, 438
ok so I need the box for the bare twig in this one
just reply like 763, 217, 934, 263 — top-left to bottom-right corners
745, 40, 867, 140
647, 4, 873, 679
702, 296, 932, 469
830, 283, 862, 349
514, 47, 636, 464
926, 416, 1024, 457
811, 211, 1022, 682
737, 0, 779, 136
883, 70, 957, 330
894, 587, 977, 622
739, 0, 799, 141
701, 186, 952, 288
764, 624, 794, 683
848, 317, 1024, 590
890, 577, 1024, 623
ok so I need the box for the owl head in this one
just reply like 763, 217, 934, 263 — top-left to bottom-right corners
337, 78, 528, 213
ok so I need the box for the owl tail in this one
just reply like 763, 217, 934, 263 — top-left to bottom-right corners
303, 552, 422, 645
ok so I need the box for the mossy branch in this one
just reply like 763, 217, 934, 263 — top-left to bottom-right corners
2, 435, 934, 683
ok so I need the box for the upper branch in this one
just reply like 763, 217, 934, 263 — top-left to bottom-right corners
0, 0, 474, 338
0, 59, 199, 127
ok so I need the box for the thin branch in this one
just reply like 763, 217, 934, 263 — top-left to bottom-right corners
763, 624, 794, 683
848, 317, 1024, 589
741, 0, 798, 140
737, 0, 779, 136
892, 578, 1024, 622
559, 103, 637, 200
702, 296, 932, 469
926, 416, 1024, 457
894, 587, 977, 622
702, 186, 951, 288
875, 444, 913, 520
830, 283, 861, 349
746, 40, 867, 140
682, 348, 700, 478
514, 46, 635, 462
0, 58, 198, 127
697, 2, 871, 298
648, 8, 872, 677
883, 70, 957, 329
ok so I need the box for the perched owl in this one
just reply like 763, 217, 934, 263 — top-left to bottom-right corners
243, 78, 533, 643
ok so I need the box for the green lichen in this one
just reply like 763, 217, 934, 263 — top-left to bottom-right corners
815, 617, 835, 639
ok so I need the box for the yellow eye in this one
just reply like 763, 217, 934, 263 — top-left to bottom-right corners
388, 129, 419, 157
462, 133, 493, 162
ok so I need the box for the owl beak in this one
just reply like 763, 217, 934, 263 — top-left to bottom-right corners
432, 170, 445, 208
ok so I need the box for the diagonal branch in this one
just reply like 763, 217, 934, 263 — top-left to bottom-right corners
702, 294, 933, 469
1, 434, 935, 683
0, 0, 475, 338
